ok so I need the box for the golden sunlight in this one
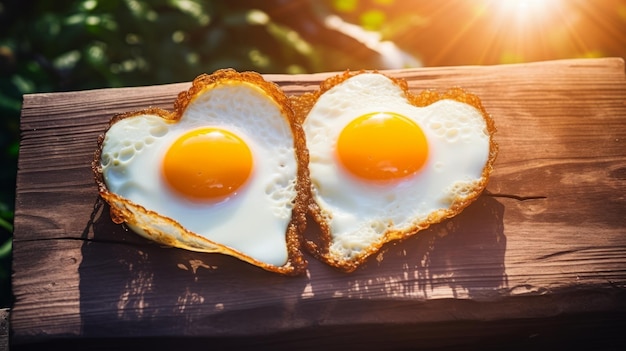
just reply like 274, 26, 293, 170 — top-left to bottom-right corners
484, 0, 567, 63
383, 0, 626, 67
494, 0, 560, 16
495, 0, 561, 29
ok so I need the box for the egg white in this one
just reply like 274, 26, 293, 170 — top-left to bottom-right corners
303, 73, 491, 260
101, 82, 298, 266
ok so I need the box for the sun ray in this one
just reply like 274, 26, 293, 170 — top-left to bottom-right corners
556, 2, 594, 58
380, 0, 624, 67
572, 0, 626, 57
429, 0, 490, 66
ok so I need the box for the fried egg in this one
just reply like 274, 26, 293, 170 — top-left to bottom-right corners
296, 71, 497, 272
93, 69, 309, 275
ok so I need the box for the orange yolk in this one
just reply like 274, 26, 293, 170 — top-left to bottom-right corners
162, 127, 253, 201
336, 112, 428, 181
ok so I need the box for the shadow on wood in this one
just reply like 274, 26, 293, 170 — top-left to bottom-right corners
77, 193, 506, 338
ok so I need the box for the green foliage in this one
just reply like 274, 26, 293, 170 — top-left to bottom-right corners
2, 0, 326, 93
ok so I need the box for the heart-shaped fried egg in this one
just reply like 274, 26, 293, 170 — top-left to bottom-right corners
93, 69, 309, 275
292, 71, 497, 272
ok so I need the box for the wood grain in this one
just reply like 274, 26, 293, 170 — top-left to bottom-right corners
11, 58, 626, 350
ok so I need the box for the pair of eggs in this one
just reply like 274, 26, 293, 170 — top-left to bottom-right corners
93, 69, 497, 275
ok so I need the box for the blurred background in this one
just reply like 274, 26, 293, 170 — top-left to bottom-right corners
1, 0, 625, 308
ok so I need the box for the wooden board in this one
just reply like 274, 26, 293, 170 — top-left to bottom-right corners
11, 58, 626, 350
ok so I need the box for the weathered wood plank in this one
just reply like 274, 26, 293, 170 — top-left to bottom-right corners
0, 309, 8, 351
12, 58, 626, 349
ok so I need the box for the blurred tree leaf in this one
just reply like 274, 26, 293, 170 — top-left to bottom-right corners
332, 0, 358, 13
360, 9, 386, 31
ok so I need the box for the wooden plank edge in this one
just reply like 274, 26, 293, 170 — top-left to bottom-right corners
0, 308, 8, 351
20, 58, 625, 103
10, 309, 626, 351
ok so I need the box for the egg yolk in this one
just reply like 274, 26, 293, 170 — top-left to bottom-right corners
162, 127, 253, 201
336, 112, 428, 181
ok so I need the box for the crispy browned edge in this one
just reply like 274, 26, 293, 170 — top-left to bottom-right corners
290, 70, 499, 273
92, 68, 310, 275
